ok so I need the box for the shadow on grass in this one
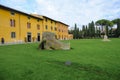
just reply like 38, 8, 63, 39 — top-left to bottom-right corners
0, 68, 34, 80
21, 69, 34, 78
46, 60, 120, 80
0, 73, 5, 80
47, 60, 105, 73
0, 69, 9, 80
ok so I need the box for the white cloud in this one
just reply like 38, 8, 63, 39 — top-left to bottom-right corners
1, 0, 27, 4
1, 0, 120, 28
35, 0, 120, 28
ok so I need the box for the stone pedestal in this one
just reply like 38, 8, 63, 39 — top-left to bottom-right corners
102, 35, 110, 41
39, 32, 70, 50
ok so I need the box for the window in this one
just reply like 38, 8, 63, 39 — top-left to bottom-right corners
10, 19, 12, 26
28, 16, 30, 19
10, 11, 15, 15
45, 18, 47, 22
45, 25, 48, 30
11, 32, 16, 38
37, 19, 40, 22
51, 21, 52, 24
10, 19, 15, 27
55, 35, 57, 39
27, 22, 31, 29
37, 24, 40, 30
55, 27, 57, 31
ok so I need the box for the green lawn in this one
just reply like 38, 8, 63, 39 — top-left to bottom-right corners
0, 39, 120, 80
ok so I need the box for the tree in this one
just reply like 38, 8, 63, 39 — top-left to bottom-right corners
85, 25, 89, 38
73, 23, 79, 39
82, 25, 86, 38
91, 21, 95, 38
68, 29, 73, 34
87, 21, 95, 38
106, 21, 114, 37
112, 18, 120, 37
106, 25, 109, 36
76, 27, 80, 39
109, 27, 113, 37
79, 30, 83, 38
88, 23, 92, 38
95, 27, 101, 38
95, 19, 113, 37
95, 19, 105, 32
98, 27, 101, 37
73, 24, 77, 39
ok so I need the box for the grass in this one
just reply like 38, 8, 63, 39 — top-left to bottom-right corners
0, 38, 120, 80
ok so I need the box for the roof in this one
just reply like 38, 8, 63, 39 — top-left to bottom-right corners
57, 21, 69, 27
42, 15, 57, 22
0, 4, 69, 26
43, 16, 69, 26
0, 4, 43, 20
30, 14, 43, 19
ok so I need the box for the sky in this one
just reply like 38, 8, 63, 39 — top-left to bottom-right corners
0, 0, 120, 29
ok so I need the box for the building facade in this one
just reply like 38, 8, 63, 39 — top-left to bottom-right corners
0, 5, 73, 44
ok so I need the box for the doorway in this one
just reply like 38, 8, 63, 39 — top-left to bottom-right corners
37, 33, 40, 42
27, 32, 31, 42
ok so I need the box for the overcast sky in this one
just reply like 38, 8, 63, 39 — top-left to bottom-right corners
0, 0, 120, 29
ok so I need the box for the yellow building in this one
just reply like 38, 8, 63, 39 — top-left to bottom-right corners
57, 21, 69, 40
0, 4, 73, 44
42, 16, 58, 38
31, 15, 68, 40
